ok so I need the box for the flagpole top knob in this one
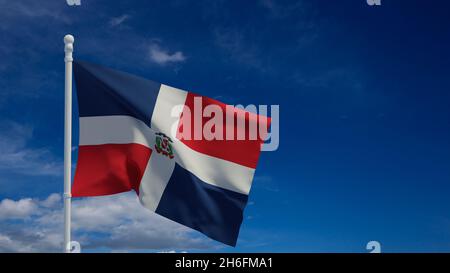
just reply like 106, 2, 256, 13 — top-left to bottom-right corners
64, 35, 74, 45
64, 35, 74, 62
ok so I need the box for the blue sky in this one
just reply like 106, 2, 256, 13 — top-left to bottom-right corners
1, 0, 450, 252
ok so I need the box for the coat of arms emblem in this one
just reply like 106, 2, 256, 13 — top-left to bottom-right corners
154, 132, 174, 159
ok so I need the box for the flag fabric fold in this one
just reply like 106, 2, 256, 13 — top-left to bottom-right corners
72, 61, 270, 246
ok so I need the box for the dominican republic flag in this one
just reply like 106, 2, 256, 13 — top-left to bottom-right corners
72, 61, 270, 246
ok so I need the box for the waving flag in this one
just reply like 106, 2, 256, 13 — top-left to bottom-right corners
72, 61, 270, 246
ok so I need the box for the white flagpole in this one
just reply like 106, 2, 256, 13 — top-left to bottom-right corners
63, 34, 74, 253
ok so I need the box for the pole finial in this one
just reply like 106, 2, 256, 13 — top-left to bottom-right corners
64, 34, 74, 45
64, 34, 74, 62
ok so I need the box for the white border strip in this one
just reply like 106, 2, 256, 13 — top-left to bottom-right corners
79, 115, 153, 147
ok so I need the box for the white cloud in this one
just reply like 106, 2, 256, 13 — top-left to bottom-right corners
0, 198, 37, 220
0, 234, 31, 252
0, 121, 62, 177
149, 43, 186, 65
0, 192, 212, 252
40, 194, 61, 208
0, 194, 60, 220
109, 14, 130, 27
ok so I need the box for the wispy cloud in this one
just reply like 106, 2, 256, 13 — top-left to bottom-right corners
212, 27, 266, 71
149, 43, 186, 65
0, 192, 212, 252
293, 67, 365, 99
109, 14, 130, 27
253, 175, 280, 192
0, 121, 62, 177
0, 1, 67, 102
259, 0, 305, 19
0, 0, 71, 26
